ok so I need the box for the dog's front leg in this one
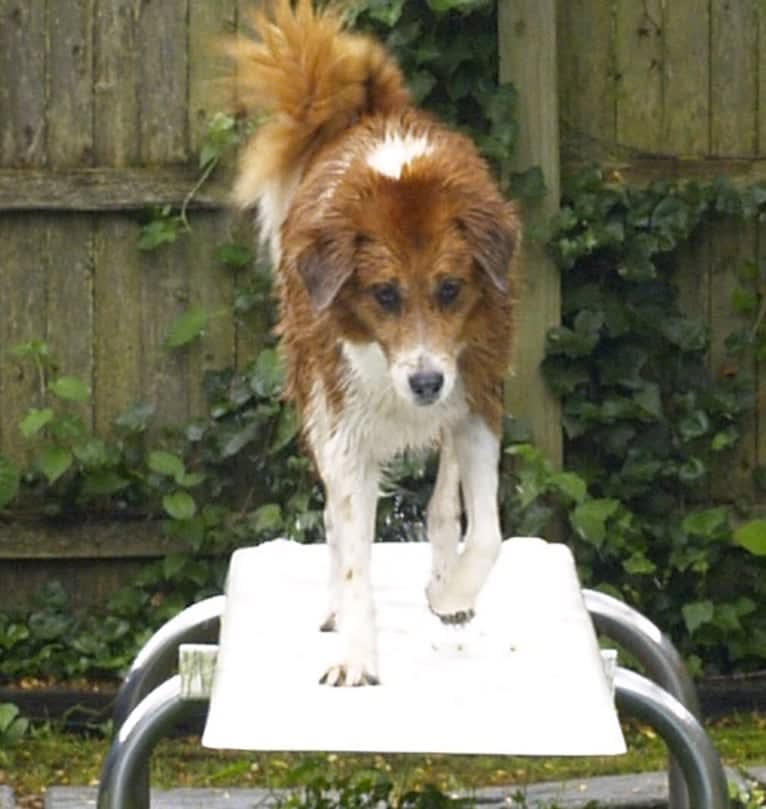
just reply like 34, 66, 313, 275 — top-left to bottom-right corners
426, 416, 502, 622
426, 436, 462, 599
319, 463, 380, 686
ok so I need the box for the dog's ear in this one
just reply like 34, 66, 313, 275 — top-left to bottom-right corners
457, 201, 520, 293
296, 235, 355, 312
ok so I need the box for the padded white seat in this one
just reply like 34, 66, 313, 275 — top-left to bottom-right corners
202, 537, 626, 756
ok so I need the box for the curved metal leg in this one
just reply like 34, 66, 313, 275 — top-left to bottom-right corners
98, 676, 200, 809
615, 668, 730, 809
109, 596, 224, 809
113, 595, 225, 730
584, 588, 700, 809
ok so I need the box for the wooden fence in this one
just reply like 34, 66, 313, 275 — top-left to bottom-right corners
1, 0, 765, 607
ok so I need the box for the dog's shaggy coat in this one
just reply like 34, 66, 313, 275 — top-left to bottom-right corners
227, 0, 521, 686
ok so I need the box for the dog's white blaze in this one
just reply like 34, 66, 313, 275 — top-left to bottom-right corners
367, 132, 433, 179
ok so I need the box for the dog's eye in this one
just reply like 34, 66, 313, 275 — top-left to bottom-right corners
372, 283, 401, 313
436, 278, 462, 307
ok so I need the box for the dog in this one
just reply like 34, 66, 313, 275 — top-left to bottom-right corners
227, 0, 520, 686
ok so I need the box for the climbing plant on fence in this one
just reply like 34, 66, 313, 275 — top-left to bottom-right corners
1, 0, 766, 680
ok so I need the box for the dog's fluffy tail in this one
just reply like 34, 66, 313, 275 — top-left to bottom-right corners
227, 0, 410, 210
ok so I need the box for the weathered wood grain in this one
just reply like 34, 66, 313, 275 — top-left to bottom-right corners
138, 232, 192, 429
136, 0, 189, 164
0, 215, 47, 462
92, 216, 144, 436
615, 0, 664, 152
47, 0, 94, 168
185, 216, 237, 417
661, 0, 709, 155
556, 0, 615, 158
46, 217, 95, 429
0, 0, 47, 167
93, 0, 139, 166
0, 519, 176, 559
711, 0, 757, 158
189, 0, 237, 153
498, 0, 562, 467
0, 168, 228, 211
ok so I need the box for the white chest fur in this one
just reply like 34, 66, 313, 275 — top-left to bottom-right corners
306, 341, 468, 471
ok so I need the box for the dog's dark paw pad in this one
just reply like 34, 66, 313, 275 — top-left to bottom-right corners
320, 665, 379, 687
438, 608, 475, 626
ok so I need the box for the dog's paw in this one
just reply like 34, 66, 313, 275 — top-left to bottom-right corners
434, 608, 475, 625
426, 581, 476, 625
319, 612, 337, 632
320, 663, 379, 687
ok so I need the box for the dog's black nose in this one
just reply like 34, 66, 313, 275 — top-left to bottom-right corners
408, 371, 444, 404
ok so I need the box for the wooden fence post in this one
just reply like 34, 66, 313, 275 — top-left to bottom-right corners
498, 0, 563, 467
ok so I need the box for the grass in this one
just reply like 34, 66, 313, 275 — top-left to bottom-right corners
1, 713, 765, 805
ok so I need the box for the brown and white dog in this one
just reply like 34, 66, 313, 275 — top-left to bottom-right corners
227, 0, 520, 686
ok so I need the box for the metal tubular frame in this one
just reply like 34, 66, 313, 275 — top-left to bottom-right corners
583, 588, 700, 809
100, 590, 729, 809
615, 669, 730, 809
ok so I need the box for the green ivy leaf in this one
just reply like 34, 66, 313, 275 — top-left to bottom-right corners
682, 507, 728, 538
80, 470, 130, 498
138, 210, 182, 251
20, 408, 54, 438
72, 438, 108, 469
682, 600, 714, 635
50, 376, 90, 402
163, 553, 188, 581
271, 405, 299, 453
733, 519, 766, 556
164, 306, 209, 349
0, 456, 20, 509
162, 491, 197, 520
251, 503, 283, 534
148, 450, 185, 480
215, 243, 254, 269
549, 472, 587, 504
37, 446, 73, 484
250, 348, 283, 398
571, 498, 620, 548
113, 402, 156, 433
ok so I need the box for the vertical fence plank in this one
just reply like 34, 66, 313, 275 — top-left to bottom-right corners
92, 0, 143, 435
615, 0, 663, 152
92, 217, 144, 436
138, 247, 191, 429
47, 0, 94, 168
556, 0, 615, 160
0, 2, 47, 460
661, 1, 710, 155
711, 1, 757, 158
709, 1, 759, 501
46, 1, 95, 429
0, 216, 47, 461
189, 0, 237, 153
0, 0, 46, 167
93, 0, 139, 167
185, 216, 237, 417
46, 218, 95, 430
498, 0, 562, 466
133, 0, 193, 428
136, 0, 189, 164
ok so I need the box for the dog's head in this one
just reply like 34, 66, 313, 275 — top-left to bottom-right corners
288, 137, 519, 409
